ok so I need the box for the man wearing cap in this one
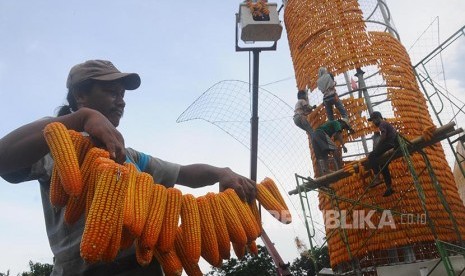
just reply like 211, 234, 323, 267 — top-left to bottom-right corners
312, 119, 352, 176
0, 60, 257, 276
367, 111, 398, 197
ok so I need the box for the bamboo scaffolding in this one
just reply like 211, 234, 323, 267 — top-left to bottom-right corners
289, 122, 461, 194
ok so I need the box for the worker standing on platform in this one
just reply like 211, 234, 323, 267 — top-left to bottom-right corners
312, 119, 351, 176
367, 111, 398, 197
293, 89, 316, 137
317, 67, 350, 124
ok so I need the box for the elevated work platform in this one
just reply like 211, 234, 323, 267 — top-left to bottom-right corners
289, 122, 463, 195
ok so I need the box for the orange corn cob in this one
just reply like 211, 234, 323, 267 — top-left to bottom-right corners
174, 228, 204, 276
196, 195, 221, 267
68, 130, 93, 165
256, 183, 292, 224
232, 242, 246, 260
101, 196, 125, 262
80, 162, 129, 263
49, 166, 69, 208
217, 192, 247, 246
248, 199, 262, 233
248, 240, 259, 256
224, 189, 261, 243
206, 192, 230, 260
131, 172, 154, 237
135, 239, 153, 266
139, 184, 168, 250
261, 177, 289, 211
180, 194, 201, 263
122, 162, 138, 232
43, 122, 83, 196
157, 188, 182, 253
85, 156, 114, 217
65, 148, 110, 224
153, 248, 183, 276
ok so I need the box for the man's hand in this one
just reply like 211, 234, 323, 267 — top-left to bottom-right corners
218, 168, 257, 203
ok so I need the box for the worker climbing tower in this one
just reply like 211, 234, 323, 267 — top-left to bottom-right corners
285, 0, 465, 275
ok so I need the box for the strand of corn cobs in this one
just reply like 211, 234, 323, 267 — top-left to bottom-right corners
43, 122, 291, 275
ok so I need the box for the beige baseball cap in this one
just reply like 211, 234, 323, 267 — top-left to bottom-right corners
66, 59, 141, 90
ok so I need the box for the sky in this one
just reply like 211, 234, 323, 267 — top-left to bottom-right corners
0, 0, 464, 275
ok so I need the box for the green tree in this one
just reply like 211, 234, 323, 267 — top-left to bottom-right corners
19, 261, 53, 276
0, 270, 10, 276
206, 245, 277, 276
290, 245, 330, 276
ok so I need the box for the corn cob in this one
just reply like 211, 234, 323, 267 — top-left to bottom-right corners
157, 187, 182, 253
232, 242, 246, 260
43, 122, 83, 196
139, 184, 168, 250
135, 239, 153, 266
256, 183, 292, 224
248, 240, 259, 256
153, 248, 183, 276
224, 189, 261, 243
261, 177, 289, 211
174, 228, 204, 276
122, 162, 138, 233
49, 166, 69, 208
101, 195, 125, 262
80, 162, 129, 263
85, 156, 114, 217
217, 192, 247, 246
131, 171, 154, 237
206, 192, 230, 260
179, 194, 201, 263
65, 148, 110, 224
196, 195, 221, 267
68, 130, 93, 165
248, 199, 262, 233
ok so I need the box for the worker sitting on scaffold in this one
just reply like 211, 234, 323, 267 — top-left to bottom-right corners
368, 111, 398, 197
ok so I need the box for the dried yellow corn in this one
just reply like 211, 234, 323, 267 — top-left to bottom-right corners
153, 248, 183, 276
218, 192, 247, 246
174, 228, 204, 276
261, 177, 289, 211
101, 197, 124, 262
256, 183, 292, 224
157, 188, 182, 253
197, 195, 221, 267
135, 239, 153, 266
248, 199, 262, 234
43, 122, 82, 196
232, 242, 246, 260
122, 162, 138, 232
49, 166, 69, 208
65, 148, 110, 224
131, 171, 154, 237
180, 194, 201, 263
248, 240, 259, 256
224, 189, 261, 243
85, 156, 114, 217
206, 192, 230, 260
140, 184, 168, 250
68, 130, 93, 165
80, 162, 128, 263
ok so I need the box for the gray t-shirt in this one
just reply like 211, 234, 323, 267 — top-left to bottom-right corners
1, 147, 181, 276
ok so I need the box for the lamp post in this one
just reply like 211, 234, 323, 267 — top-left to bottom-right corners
235, 3, 292, 275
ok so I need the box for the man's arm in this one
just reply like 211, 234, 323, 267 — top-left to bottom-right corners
0, 108, 125, 175
334, 132, 347, 153
176, 164, 256, 203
